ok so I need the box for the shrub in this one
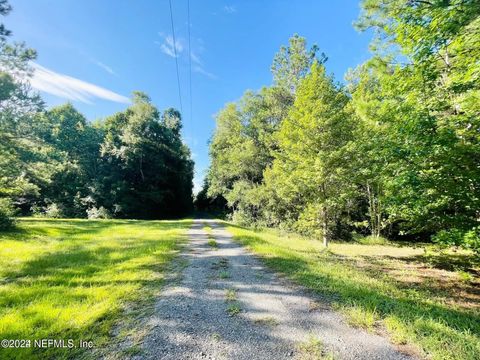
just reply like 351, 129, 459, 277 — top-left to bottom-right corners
231, 209, 256, 227
86, 206, 111, 219
463, 227, 480, 255
356, 235, 390, 245
432, 227, 480, 254
44, 203, 65, 218
432, 229, 463, 248
30, 204, 44, 218
0, 198, 15, 230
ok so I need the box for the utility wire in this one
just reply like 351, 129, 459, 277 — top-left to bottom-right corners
168, 0, 183, 113
187, 0, 193, 124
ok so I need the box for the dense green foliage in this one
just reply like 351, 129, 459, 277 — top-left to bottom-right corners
207, 35, 322, 225
0, 3, 193, 225
194, 178, 228, 216
207, 1, 480, 252
0, 1, 45, 228
265, 63, 355, 245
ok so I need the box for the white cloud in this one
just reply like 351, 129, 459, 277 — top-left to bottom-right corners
93, 60, 116, 76
190, 51, 202, 65
158, 34, 184, 58
157, 33, 216, 79
224, 5, 236, 14
193, 65, 217, 79
30, 63, 129, 104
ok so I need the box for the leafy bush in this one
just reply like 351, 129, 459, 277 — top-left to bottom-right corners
30, 204, 46, 218
86, 206, 111, 219
433, 228, 480, 255
30, 204, 64, 218
356, 235, 390, 245
44, 203, 65, 218
0, 198, 15, 230
463, 227, 480, 255
230, 209, 255, 227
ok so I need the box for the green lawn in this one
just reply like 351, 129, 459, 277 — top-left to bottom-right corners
228, 225, 480, 360
0, 218, 191, 360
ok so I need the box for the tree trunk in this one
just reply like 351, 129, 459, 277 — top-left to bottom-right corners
375, 183, 382, 238
366, 182, 382, 238
366, 182, 376, 237
139, 154, 145, 182
321, 205, 329, 247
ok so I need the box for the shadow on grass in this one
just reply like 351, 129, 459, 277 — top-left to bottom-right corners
414, 252, 479, 275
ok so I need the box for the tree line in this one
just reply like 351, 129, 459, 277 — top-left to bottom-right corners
204, 0, 479, 253
0, 0, 194, 228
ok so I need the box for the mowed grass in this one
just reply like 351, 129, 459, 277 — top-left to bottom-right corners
0, 218, 191, 360
228, 225, 480, 360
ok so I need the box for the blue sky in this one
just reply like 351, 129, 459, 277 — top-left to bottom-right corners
6, 0, 372, 192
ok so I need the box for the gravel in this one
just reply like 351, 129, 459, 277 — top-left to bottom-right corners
138, 219, 413, 360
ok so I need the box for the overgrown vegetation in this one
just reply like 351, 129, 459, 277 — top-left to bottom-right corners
225, 288, 237, 302
229, 225, 480, 360
297, 336, 335, 360
207, 238, 218, 248
226, 303, 241, 316
0, 2, 193, 228
204, 0, 480, 253
252, 316, 278, 327
0, 218, 190, 359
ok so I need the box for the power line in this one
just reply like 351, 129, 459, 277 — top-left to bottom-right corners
168, 0, 183, 113
187, 0, 192, 124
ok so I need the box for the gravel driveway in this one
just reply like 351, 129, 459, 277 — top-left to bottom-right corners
139, 219, 413, 360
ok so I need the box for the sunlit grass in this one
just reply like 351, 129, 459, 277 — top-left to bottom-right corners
297, 335, 335, 360
0, 218, 191, 359
338, 304, 377, 331
228, 225, 480, 360
203, 223, 218, 249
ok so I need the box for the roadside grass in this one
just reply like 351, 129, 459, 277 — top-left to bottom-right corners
225, 288, 237, 301
211, 258, 228, 270
338, 304, 377, 331
252, 316, 278, 327
226, 303, 241, 316
228, 225, 480, 360
218, 270, 230, 279
207, 239, 218, 248
297, 335, 335, 360
0, 218, 191, 360
203, 224, 213, 234
204, 223, 218, 249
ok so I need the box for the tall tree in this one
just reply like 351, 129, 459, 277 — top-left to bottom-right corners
265, 62, 355, 245
353, 0, 480, 248
32, 104, 103, 217
271, 34, 324, 93
0, 0, 54, 226
207, 34, 320, 224
98, 92, 193, 219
